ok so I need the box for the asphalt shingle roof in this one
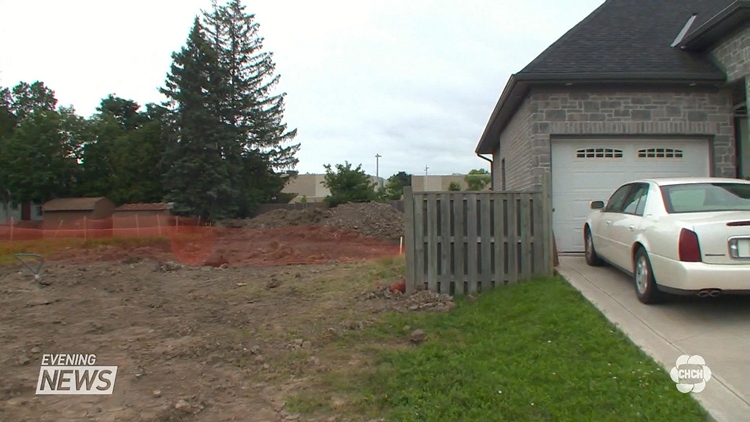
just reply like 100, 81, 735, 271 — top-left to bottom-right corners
114, 203, 172, 212
519, 0, 734, 79
43, 197, 108, 212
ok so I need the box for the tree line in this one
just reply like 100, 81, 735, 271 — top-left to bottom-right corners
320, 163, 491, 207
0, 0, 298, 222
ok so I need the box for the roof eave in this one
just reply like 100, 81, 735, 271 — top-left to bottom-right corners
474, 72, 727, 155
680, 1, 750, 51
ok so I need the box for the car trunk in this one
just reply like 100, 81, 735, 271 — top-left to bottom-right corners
677, 211, 750, 264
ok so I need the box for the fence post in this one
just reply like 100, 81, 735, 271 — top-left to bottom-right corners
83, 216, 87, 241
541, 172, 554, 274
403, 186, 417, 295
9, 216, 14, 244
135, 214, 140, 237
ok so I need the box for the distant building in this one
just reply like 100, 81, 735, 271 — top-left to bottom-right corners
410, 175, 491, 192
282, 174, 386, 203
0, 201, 42, 222
42, 197, 116, 229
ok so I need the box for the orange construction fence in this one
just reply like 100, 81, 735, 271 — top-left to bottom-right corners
0, 215, 209, 242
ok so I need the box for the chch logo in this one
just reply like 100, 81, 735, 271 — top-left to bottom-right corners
670, 354, 712, 393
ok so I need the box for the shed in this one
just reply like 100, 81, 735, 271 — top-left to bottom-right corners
42, 197, 116, 229
113, 203, 173, 231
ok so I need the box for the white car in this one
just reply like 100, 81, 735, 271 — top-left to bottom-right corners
584, 177, 750, 304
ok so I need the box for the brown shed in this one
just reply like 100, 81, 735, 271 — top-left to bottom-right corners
42, 197, 116, 229
113, 203, 173, 232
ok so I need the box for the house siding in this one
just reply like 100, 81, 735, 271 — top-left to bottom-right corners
495, 88, 736, 191
492, 97, 535, 191
711, 26, 750, 84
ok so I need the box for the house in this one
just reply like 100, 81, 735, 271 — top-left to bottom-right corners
475, 0, 749, 253
42, 197, 116, 229
0, 201, 42, 222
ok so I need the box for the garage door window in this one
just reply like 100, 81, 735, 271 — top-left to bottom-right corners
637, 148, 683, 158
576, 148, 623, 158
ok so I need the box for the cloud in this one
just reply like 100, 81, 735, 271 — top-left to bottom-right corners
0, 0, 605, 178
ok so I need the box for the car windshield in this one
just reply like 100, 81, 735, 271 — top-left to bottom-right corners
661, 183, 750, 213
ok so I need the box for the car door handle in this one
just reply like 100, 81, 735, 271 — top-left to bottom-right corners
628, 225, 635, 231
606, 220, 612, 225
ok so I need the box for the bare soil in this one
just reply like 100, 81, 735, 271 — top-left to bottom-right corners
0, 231, 452, 422
220, 203, 404, 242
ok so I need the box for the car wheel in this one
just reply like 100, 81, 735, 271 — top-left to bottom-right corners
633, 248, 663, 304
584, 227, 603, 267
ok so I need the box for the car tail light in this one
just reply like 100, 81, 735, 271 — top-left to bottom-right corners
678, 229, 702, 262
727, 221, 750, 227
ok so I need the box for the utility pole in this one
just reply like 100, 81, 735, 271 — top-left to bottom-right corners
425, 165, 429, 175
375, 154, 382, 188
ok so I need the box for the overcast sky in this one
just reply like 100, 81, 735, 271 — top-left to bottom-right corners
0, 0, 603, 178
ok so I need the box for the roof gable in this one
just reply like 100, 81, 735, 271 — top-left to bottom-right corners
519, 0, 730, 80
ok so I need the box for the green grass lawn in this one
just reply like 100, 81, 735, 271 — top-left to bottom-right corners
296, 275, 709, 422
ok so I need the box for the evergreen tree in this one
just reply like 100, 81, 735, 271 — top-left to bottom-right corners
202, 0, 299, 216
160, 18, 236, 220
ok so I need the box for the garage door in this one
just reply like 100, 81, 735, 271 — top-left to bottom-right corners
551, 139, 711, 252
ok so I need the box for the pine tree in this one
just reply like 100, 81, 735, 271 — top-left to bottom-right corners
202, 0, 299, 216
160, 18, 237, 220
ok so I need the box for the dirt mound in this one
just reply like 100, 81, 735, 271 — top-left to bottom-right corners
358, 285, 456, 313
324, 202, 404, 241
223, 206, 331, 229
218, 202, 404, 242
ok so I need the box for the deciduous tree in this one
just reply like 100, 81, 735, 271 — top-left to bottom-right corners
322, 162, 377, 207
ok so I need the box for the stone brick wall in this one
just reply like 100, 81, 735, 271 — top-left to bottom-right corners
493, 87, 736, 191
492, 97, 534, 191
711, 26, 750, 84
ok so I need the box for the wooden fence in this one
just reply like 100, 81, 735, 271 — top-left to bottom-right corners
403, 173, 554, 295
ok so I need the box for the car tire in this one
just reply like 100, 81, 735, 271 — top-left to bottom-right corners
633, 248, 663, 304
584, 227, 603, 267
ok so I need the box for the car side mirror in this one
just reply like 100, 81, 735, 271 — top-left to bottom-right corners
590, 200, 605, 210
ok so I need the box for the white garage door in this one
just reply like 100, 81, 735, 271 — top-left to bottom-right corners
551, 139, 711, 252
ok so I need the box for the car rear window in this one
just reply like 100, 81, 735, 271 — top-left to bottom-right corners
661, 183, 750, 213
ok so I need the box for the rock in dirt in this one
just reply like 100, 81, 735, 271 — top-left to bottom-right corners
265, 278, 282, 289
174, 400, 191, 411
410, 329, 426, 344
331, 396, 348, 409
155, 261, 183, 272
390, 277, 406, 294
17, 355, 30, 365
122, 256, 142, 264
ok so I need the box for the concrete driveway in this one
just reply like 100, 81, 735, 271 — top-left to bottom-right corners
558, 256, 750, 422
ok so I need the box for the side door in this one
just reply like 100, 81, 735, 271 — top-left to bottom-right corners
608, 183, 650, 270
595, 184, 634, 260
